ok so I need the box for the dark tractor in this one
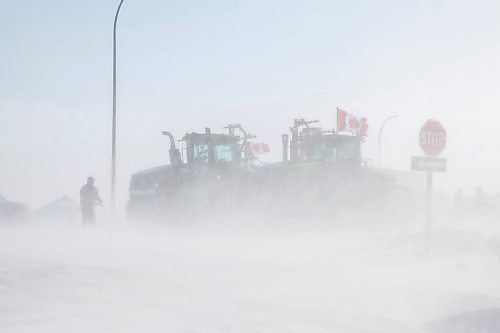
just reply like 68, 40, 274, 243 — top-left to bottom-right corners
127, 125, 259, 221
255, 119, 416, 224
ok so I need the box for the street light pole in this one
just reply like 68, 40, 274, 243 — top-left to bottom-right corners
111, 0, 125, 213
378, 115, 398, 168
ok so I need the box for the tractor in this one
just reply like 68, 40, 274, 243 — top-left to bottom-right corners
126, 125, 259, 221
253, 118, 417, 224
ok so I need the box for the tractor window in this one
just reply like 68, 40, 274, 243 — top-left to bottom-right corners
309, 142, 334, 161
193, 143, 209, 163
336, 140, 359, 161
215, 144, 233, 162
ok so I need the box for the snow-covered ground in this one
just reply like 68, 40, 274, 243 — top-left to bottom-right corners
1, 217, 500, 333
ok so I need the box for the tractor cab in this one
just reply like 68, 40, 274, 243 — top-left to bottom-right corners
183, 129, 241, 165
162, 124, 256, 167
282, 119, 361, 165
127, 124, 258, 219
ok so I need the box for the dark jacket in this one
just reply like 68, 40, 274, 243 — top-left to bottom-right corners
80, 184, 102, 207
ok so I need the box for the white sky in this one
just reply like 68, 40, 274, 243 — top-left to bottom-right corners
1, 0, 500, 209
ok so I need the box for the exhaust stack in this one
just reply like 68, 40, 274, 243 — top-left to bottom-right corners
281, 134, 289, 162
161, 131, 182, 165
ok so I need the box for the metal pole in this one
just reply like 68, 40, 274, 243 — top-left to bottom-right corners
425, 171, 433, 237
111, 0, 125, 213
378, 115, 398, 168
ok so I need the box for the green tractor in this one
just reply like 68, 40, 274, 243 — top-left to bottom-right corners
127, 125, 259, 221
255, 119, 416, 225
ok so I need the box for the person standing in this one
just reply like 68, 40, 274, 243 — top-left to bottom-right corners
80, 177, 103, 226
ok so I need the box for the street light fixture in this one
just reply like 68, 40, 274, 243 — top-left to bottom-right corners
378, 115, 398, 168
111, 0, 125, 213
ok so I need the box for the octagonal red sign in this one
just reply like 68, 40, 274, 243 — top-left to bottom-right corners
419, 120, 446, 157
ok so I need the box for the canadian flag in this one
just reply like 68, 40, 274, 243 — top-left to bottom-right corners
337, 107, 368, 137
246, 142, 270, 155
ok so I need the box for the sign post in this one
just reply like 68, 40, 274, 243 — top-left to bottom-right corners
425, 171, 433, 235
412, 120, 447, 236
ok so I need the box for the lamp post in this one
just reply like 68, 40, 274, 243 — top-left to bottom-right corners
378, 115, 398, 168
111, 0, 125, 213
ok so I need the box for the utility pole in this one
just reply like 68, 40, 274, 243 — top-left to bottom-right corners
111, 0, 125, 213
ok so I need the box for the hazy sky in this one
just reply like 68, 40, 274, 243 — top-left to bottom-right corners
1, 0, 500, 209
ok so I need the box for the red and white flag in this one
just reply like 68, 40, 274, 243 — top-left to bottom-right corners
246, 142, 270, 155
337, 107, 368, 137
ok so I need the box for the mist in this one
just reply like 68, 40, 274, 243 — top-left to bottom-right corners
2, 0, 500, 332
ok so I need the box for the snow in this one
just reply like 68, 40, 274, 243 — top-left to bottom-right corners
1, 218, 500, 333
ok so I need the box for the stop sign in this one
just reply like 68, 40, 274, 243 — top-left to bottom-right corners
419, 120, 446, 157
